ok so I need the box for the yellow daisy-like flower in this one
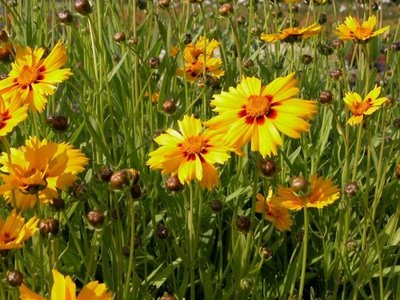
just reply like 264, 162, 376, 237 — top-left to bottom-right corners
335, 15, 390, 42
147, 114, 231, 190
19, 269, 112, 300
0, 136, 88, 209
273, 175, 340, 210
261, 23, 322, 43
0, 95, 28, 137
256, 192, 293, 231
206, 74, 317, 158
344, 85, 387, 126
177, 36, 224, 82
0, 210, 38, 250
0, 41, 72, 112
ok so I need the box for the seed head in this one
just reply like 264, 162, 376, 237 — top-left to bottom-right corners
156, 223, 170, 240
330, 69, 343, 80
7, 270, 23, 287
318, 13, 327, 25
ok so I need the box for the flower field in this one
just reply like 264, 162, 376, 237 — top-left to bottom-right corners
0, 0, 399, 299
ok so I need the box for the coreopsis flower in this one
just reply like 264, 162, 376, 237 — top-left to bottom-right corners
19, 269, 112, 300
335, 15, 390, 42
0, 210, 38, 250
147, 114, 230, 190
344, 85, 387, 126
0, 137, 88, 209
0, 95, 28, 137
272, 175, 340, 210
206, 74, 317, 157
177, 36, 224, 82
256, 192, 293, 231
261, 23, 322, 43
0, 41, 72, 112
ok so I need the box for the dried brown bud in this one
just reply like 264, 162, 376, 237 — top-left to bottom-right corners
110, 170, 130, 189
47, 114, 69, 132
236, 216, 251, 233
210, 199, 223, 212
149, 56, 160, 69
291, 176, 308, 193
156, 223, 170, 240
319, 90, 333, 104
158, 0, 171, 9
113, 32, 126, 43
39, 218, 60, 236
0, 30, 9, 42
162, 99, 177, 114
74, 0, 92, 15
330, 69, 343, 80
87, 209, 105, 227
50, 197, 65, 211
259, 246, 273, 260
130, 184, 142, 199
58, 10, 73, 24
332, 39, 344, 49
219, 3, 233, 17
260, 159, 277, 177
7, 270, 23, 287
165, 175, 184, 192
301, 54, 313, 65
344, 182, 359, 196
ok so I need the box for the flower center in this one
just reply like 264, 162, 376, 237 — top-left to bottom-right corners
0, 110, 10, 129
355, 27, 373, 39
246, 95, 271, 117
352, 98, 372, 115
181, 136, 207, 156
17, 66, 40, 87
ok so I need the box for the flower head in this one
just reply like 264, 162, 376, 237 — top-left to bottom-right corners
0, 137, 88, 209
177, 36, 224, 82
147, 115, 230, 190
335, 15, 390, 42
344, 85, 387, 126
0, 41, 72, 112
256, 191, 293, 231
206, 74, 317, 157
0, 210, 38, 250
272, 175, 340, 210
19, 269, 112, 300
0, 95, 28, 137
261, 23, 322, 43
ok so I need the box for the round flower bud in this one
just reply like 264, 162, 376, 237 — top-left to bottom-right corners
395, 164, 400, 179
149, 56, 160, 69
260, 159, 277, 177
259, 246, 273, 260
219, 3, 233, 17
113, 32, 126, 42
138, 0, 147, 10
344, 182, 359, 196
236, 15, 246, 25
291, 176, 308, 193
7, 270, 23, 287
332, 39, 344, 49
148, 285, 158, 297
58, 10, 73, 24
128, 37, 138, 46
0, 30, 9, 42
371, 2, 379, 11
47, 114, 69, 132
110, 170, 130, 189
301, 54, 313, 65
165, 175, 184, 192
319, 90, 333, 104
99, 167, 113, 182
346, 239, 358, 252
39, 218, 60, 237
127, 168, 140, 184
317, 42, 334, 56
74, 0, 92, 15
72, 182, 88, 198
210, 199, 223, 213
162, 99, 177, 114
160, 292, 177, 300
158, 0, 170, 8
318, 13, 327, 25
330, 69, 343, 80
391, 41, 400, 51
236, 216, 251, 233
156, 223, 170, 240
130, 184, 142, 199
183, 33, 192, 45
87, 209, 105, 227
243, 59, 254, 69
50, 197, 66, 211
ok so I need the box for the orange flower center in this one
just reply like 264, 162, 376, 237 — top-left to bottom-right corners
179, 136, 208, 160
355, 27, 373, 39
351, 98, 372, 115
17, 66, 40, 87
0, 110, 11, 129
246, 95, 272, 117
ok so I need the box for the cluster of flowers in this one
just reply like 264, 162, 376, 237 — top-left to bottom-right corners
0, 41, 111, 298
149, 14, 390, 231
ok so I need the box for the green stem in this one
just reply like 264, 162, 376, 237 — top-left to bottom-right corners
123, 195, 136, 299
352, 124, 363, 182
298, 206, 309, 300
229, 18, 243, 78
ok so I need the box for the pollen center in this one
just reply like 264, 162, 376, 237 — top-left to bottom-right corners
355, 27, 373, 39
246, 95, 271, 117
352, 99, 372, 115
181, 136, 207, 155
17, 66, 40, 87
0, 110, 11, 129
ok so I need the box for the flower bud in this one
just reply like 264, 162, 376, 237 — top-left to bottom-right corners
165, 175, 184, 192
99, 167, 113, 182
50, 197, 65, 211
158, 0, 171, 8
0, 30, 8, 42
47, 114, 69, 132
317, 42, 334, 56
344, 182, 359, 196
219, 3, 233, 17
156, 223, 170, 240
87, 209, 105, 227
162, 99, 177, 114
332, 39, 344, 49
130, 184, 142, 199
113, 32, 126, 43
110, 170, 130, 189
301, 54, 313, 65
391, 41, 400, 51
236, 216, 251, 233
58, 10, 73, 24
395, 164, 400, 179
7, 270, 23, 287
74, 0, 92, 15
39, 218, 60, 237
149, 56, 160, 69
210, 199, 223, 212
346, 239, 358, 252
318, 13, 327, 25
393, 118, 400, 129
319, 90, 333, 104
72, 182, 88, 198
259, 246, 273, 260
260, 159, 277, 177
291, 176, 308, 193
330, 69, 343, 80
160, 292, 177, 300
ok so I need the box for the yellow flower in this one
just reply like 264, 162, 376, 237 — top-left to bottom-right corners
335, 15, 390, 42
0, 95, 28, 137
19, 269, 112, 300
177, 36, 224, 82
256, 192, 293, 231
272, 175, 340, 210
0, 210, 38, 250
261, 23, 322, 43
206, 74, 317, 158
147, 115, 231, 190
0, 137, 88, 209
0, 41, 72, 112
344, 85, 387, 126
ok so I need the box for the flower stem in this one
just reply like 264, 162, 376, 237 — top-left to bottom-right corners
298, 205, 309, 300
